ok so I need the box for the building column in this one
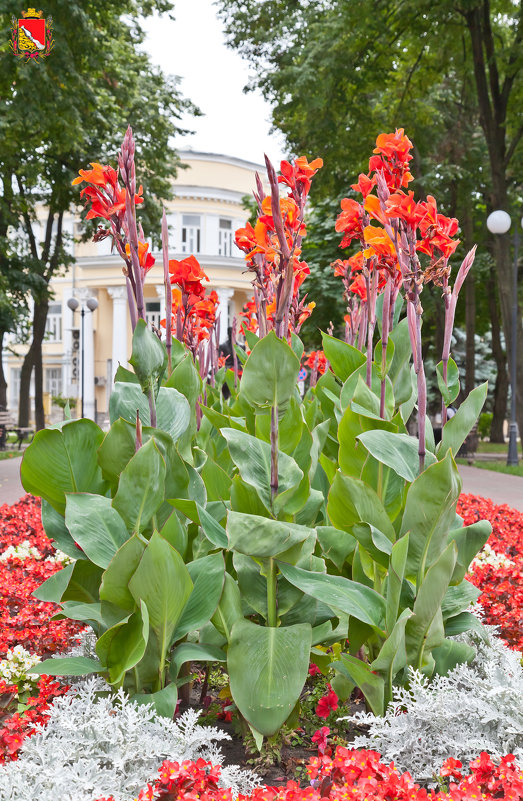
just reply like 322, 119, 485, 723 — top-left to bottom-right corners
155, 284, 166, 325
216, 288, 234, 346
108, 287, 129, 388
76, 289, 97, 421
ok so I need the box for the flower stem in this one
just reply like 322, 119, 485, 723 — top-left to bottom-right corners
267, 557, 278, 627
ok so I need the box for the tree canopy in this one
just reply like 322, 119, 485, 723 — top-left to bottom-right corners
0, 0, 198, 425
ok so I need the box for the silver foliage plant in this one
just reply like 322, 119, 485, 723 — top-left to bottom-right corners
341, 626, 523, 783
0, 677, 260, 801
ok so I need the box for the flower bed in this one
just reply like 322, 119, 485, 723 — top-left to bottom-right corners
97, 748, 523, 801
0, 495, 82, 760
0, 492, 521, 797
459, 494, 523, 651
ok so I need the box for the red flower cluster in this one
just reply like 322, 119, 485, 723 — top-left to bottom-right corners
334, 129, 460, 303
72, 162, 153, 274
236, 155, 321, 337
0, 675, 69, 762
0, 496, 81, 760
305, 350, 327, 376
95, 758, 229, 801
109, 749, 523, 801
458, 494, 523, 651
315, 688, 338, 719
163, 256, 219, 353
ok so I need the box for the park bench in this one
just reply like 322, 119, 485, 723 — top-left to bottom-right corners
0, 410, 33, 451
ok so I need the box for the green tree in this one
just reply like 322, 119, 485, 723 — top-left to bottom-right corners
218, 0, 522, 443
0, 0, 198, 428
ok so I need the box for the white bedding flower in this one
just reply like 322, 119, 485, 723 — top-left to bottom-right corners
0, 541, 41, 562
0, 647, 41, 693
470, 542, 514, 571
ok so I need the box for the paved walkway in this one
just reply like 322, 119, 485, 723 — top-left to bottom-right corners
458, 464, 523, 512
0, 455, 26, 507
0, 453, 520, 512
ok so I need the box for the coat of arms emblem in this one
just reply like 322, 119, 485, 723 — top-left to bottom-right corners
10, 8, 54, 61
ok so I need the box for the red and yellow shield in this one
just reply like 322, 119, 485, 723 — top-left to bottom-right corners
18, 17, 46, 52
10, 9, 54, 61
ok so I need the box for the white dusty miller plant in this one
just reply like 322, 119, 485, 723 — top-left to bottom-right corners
0, 677, 260, 801
341, 625, 523, 783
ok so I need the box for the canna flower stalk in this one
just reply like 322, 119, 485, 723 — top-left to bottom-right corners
161, 210, 173, 376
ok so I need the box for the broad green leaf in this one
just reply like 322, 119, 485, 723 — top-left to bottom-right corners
277, 562, 385, 628
317, 526, 357, 571
97, 418, 137, 489
339, 404, 397, 478
228, 619, 311, 736
113, 439, 166, 533
327, 471, 396, 542
432, 638, 475, 676
386, 533, 409, 633
133, 683, 178, 718
240, 331, 300, 410
64, 494, 129, 569
97, 600, 150, 685
109, 383, 191, 442
201, 457, 232, 502
211, 574, 243, 640
357, 430, 436, 482
351, 522, 392, 568
21, 419, 107, 515
370, 608, 412, 695
321, 332, 366, 381
170, 642, 226, 678
437, 383, 488, 458
59, 601, 107, 626
436, 358, 460, 407
33, 562, 75, 603
29, 656, 103, 677
165, 352, 202, 407
227, 512, 314, 559
174, 552, 225, 639
41, 500, 86, 561
221, 428, 303, 509
333, 654, 384, 716
229, 476, 271, 517
405, 542, 457, 667
128, 531, 193, 658
61, 560, 103, 604
444, 610, 484, 637
401, 451, 462, 581
129, 318, 167, 394
448, 520, 491, 584
160, 512, 188, 556
196, 503, 228, 548
441, 580, 481, 619
99, 535, 146, 611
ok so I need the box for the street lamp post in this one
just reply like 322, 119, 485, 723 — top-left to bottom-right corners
67, 296, 98, 419
486, 210, 522, 466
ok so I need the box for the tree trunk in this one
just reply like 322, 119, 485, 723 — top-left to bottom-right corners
18, 299, 49, 428
463, 209, 475, 396
487, 266, 508, 442
0, 331, 7, 410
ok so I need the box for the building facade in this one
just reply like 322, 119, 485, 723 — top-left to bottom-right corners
5, 150, 261, 424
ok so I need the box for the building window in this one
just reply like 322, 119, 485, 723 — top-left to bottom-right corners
218, 218, 233, 257
146, 301, 162, 330
45, 303, 62, 342
181, 215, 201, 254
45, 367, 63, 398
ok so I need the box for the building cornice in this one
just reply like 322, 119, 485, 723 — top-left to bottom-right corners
177, 150, 264, 173
172, 185, 247, 206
